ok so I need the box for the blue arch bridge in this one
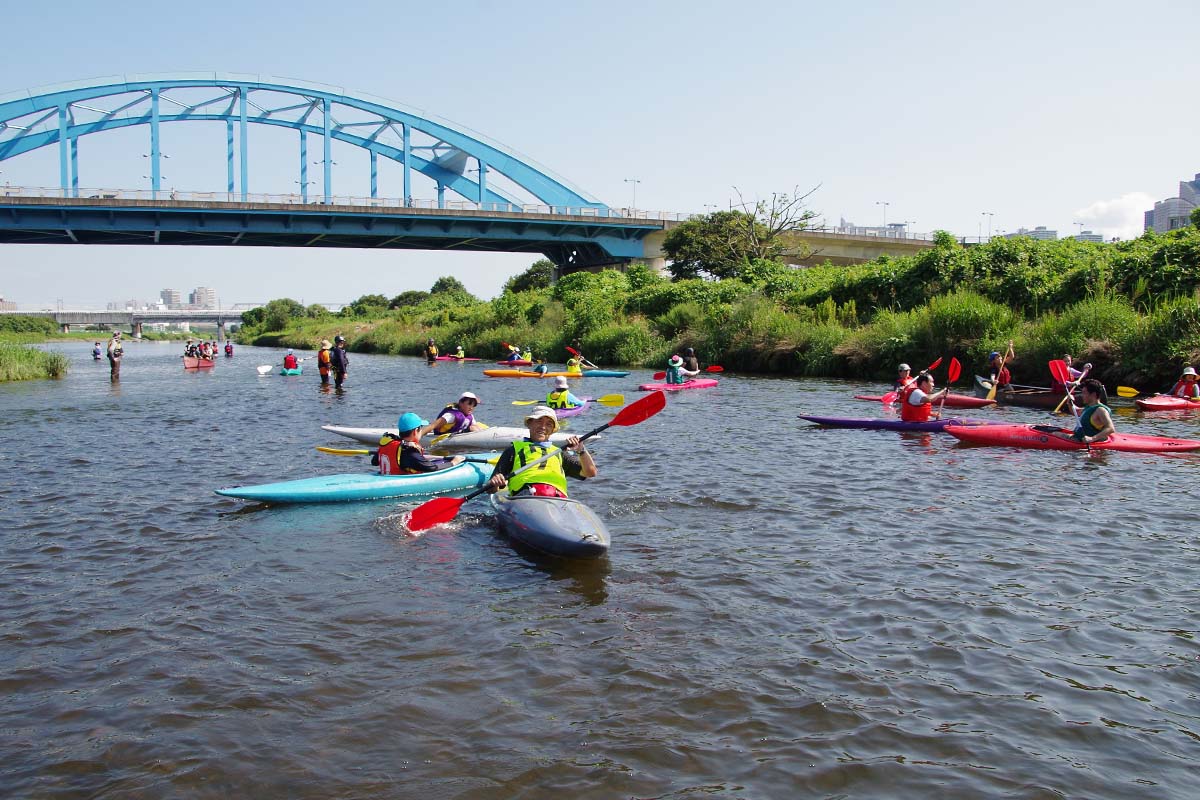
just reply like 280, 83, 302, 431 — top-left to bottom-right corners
0, 73, 934, 273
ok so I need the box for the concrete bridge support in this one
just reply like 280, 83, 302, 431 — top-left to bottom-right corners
132, 322, 143, 338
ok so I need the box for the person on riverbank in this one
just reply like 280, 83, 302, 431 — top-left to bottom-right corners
375, 412, 464, 475
1053, 379, 1115, 445
421, 391, 485, 438
329, 335, 349, 388
546, 376, 583, 410
892, 363, 912, 391
485, 406, 596, 498
899, 372, 949, 422
424, 338, 439, 363
317, 339, 332, 384
1168, 367, 1200, 399
106, 332, 123, 380
665, 354, 700, 385
283, 350, 299, 371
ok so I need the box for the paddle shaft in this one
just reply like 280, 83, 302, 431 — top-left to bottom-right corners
1052, 364, 1090, 414
452, 423, 611, 505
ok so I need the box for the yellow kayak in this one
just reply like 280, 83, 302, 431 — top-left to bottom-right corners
483, 369, 582, 378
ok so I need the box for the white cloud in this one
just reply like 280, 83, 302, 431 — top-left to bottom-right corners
1073, 192, 1155, 241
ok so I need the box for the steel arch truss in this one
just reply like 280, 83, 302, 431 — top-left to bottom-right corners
0, 72, 606, 209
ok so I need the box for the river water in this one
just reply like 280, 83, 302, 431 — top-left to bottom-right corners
2, 341, 1197, 799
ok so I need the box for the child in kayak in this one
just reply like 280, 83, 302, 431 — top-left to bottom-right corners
1052, 379, 1115, 445
665, 354, 700, 385
1168, 367, 1200, 398
484, 406, 595, 498
375, 412, 464, 475
421, 392, 485, 437
545, 376, 583, 410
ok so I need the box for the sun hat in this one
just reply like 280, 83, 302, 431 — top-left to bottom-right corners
523, 405, 559, 429
553, 376, 569, 389
509, 344, 520, 351
320, 339, 331, 349
668, 355, 683, 367
458, 391, 481, 404
1183, 367, 1198, 377
898, 363, 911, 371
397, 412, 429, 434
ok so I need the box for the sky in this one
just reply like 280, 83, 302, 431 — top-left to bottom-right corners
1, 0, 1197, 309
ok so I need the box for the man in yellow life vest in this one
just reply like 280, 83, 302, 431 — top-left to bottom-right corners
485, 406, 596, 498
565, 355, 583, 375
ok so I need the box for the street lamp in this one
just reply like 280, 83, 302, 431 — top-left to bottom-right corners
1074, 222, 1085, 237
624, 178, 641, 212
875, 200, 889, 227
981, 211, 994, 241
903, 219, 916, 237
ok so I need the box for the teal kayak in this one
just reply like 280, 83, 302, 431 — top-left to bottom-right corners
279, 366, 303, 375
581, 369, 630, 378
216, 458, 492, 503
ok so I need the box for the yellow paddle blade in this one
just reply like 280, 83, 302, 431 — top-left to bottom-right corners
1116, 386, 1139, 398
316, 446, 370, 456
596, 394, 626, 406
511, 400, 538, 405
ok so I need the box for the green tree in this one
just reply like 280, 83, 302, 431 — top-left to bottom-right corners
389, 290, 431, 309
306, 303, 329, 318
662, 210, 759, 280
430, 276, 468, 295
505, 259, 555, 293
346, 294, 389, 316
1192, 206, 1200, 228
240, 306, 265, 327
261, 298, 306, 330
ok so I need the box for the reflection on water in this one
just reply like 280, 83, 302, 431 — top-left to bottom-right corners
2, 341, 1199, 798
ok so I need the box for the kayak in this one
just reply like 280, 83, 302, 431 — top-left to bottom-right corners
581, 370, 631, 378
495, 359, 534, 366
183, 356, 216, 370
973, 375, 1082, 409
321, 424, 597, 450
853, 393, 996, 409
215, 458, 492, 504
489, 493, 610, 559
434, 356, 482, 362
554, 400, 589, 419
1134, 395, 1200, 411
484, 369, 582, 378
798, 415, 1001, 432
944, 423, 1200, 453
279, 366, 303, 375
637, 378, 718, 392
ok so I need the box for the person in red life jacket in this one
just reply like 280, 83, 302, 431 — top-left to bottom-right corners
224, 341, 234, 357
317, 339, 332, 384
986, 341, 1015, 395
899, 372, 949, 422
374, 412, 464, 475
484, 405, 596, 498
282, 349, 299, 370
1168, 366, 1200, 398
421, 392, 485, 438
892, 363, 912, 391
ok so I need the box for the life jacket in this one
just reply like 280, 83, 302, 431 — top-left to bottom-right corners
455, 348, 465, 358
507, 441, 568, 496
1170, 379, 1200, 398
432, 403, 473, 434
283, 354, 298, 369
522, 351, 532, 361
426, 345, 438, 360
546, 389, 575, 409
666, 364, 684, 385
566, 358, 582, 375
1074, 403, 1111, 439
991, 366, 1011, 386
899, 384, 932, 422
224, 343, 233, 354
377, 436, 404, 475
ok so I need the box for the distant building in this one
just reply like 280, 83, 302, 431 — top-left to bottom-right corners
189, 287, 217, 309
1002, 226, 1058, 240
1073, 230, 1104, 243
160, 288, 182, 308
0, 295, 16, 311
1144, 172, 1199, 233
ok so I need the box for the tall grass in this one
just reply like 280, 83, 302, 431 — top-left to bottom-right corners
0, 344, 69, 381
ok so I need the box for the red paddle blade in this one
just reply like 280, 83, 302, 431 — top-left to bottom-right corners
1048, 359, 1069, 384
653, 371, 667, 380
608, 390, 666, 426
565, 346, 581, 357
881, 391, 898, 404
927, 357, 943, 372
405, 496, 468, 533
705, 365, 724, 373
948, 357, 962, 383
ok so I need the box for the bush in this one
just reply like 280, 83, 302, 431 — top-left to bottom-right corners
0, 344, 69, 381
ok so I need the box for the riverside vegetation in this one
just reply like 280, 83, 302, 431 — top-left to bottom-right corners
0, 316, 69, 381
240, 211, 1200, 392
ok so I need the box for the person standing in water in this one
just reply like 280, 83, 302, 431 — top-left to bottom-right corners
106, 332, 123, 380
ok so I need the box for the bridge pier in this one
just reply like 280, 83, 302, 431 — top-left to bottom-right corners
132, 322, 143, 338
217, 322, 226, 341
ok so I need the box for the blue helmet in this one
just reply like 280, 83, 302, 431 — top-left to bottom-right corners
397, 412, 429, 434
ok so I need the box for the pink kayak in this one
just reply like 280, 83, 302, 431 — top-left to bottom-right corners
1134, 395, 1200, 411
854, 393, 996, 409
638, 378, 718, 392
495, 359, 533, 366
945, 423, 1200, 453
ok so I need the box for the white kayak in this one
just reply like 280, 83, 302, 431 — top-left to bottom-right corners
321, 424, 597, 450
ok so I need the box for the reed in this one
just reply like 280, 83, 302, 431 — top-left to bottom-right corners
0, 344, 69, 381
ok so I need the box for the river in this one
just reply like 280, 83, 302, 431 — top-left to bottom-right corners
2, 340, 1197, 798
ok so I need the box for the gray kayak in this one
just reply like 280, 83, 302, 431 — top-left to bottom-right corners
489, 493, 610, 559
322, 424, 596, 450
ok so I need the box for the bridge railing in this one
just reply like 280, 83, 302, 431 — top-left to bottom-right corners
0, 185, 690, 222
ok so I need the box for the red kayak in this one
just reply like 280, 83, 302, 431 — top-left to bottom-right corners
183, 356, 215, 369
945, 423, 1200, 453
1134, 395, 1200, 411
854, 393, 995, 409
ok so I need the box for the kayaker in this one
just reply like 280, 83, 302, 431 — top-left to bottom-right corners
522, 347, 533, 362
505, 345, 523, 362
892, 363, 912, 391
986, 342, 1015, 394
1168, 367, 1200, 399
665, 354, 700, 385
682, 347, 701, 374
422, 391, 485, 437
454, 344, 466, 359
1053, 379, 1115, 445
1051, 354, 1089, 393
106, 331, 123, 380
571, 339, 598, 369
316, 339, 332, 384
329, 335, 349, 388
546, 376, 583, 409
484, 405, 596, 498
565, 354, 583, 375
424, 338, 438, 363
283, 349, 299, 370
899, 372, 949, 422
375, 412, 464, 475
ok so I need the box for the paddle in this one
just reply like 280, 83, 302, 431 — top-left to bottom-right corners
565, 345, 598, 370
1117, 386, 1140, 398
315, 445, 498, 463
1052, 361, 1090, 414
651, 365, 724, 380
512, 393, 625, 406
405, 390, 667, 533
935, 357, 962, 417
882, 357, 944, 404
985, 347, 1011, 401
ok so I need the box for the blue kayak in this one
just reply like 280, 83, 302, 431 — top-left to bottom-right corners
216, 458, 491, 503
279, 366, 303, 375
489, 493, 610, 559
582, 369, 630, 378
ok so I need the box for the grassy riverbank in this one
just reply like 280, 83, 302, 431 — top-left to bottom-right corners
240, 223, 1200, 392
0, 316, 70, 381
